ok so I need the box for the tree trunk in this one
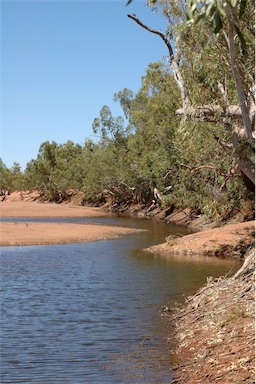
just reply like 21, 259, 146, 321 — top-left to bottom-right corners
224, 5, 253, 139
232, 129, 255, 187
171, 59, 190, 109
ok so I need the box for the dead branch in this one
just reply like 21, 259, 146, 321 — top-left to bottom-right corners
127, 14, 174, 57
213, 134, 233, 150
179, 163, 216, 173
178, 163, 238, 189
232, 251, 255, 279
127, 14, 191, 109
176, 104, 242, 118
192, 165, 216, 172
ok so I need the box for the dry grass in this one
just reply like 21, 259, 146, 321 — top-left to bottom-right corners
166, 249, 255, 383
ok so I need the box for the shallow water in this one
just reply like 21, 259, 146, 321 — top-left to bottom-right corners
0, 216, 241, 383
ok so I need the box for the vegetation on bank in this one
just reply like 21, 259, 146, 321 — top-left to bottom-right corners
1, 0, 254, 224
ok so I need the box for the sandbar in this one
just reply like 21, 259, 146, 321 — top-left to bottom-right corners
0, 201, 143, 246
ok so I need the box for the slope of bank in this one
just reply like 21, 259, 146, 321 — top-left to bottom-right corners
146, 221, 255, 259
168, 249, 255, 383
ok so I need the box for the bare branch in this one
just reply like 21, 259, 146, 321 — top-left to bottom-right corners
213, 134, 233, 150
179, 163, 216, 173
127, 14, 174, 58
127, 14, 191, 109
176, 105, 242, 118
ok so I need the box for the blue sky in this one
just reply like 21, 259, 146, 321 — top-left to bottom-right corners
1, 0, 168, 170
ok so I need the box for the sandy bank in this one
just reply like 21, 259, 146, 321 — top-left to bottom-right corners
146, 221, 255, 258
168, 249, 255, 383
0, 222, 143, 246
0, 201, 144, 246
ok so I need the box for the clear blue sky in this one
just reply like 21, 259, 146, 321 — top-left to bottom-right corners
1, 0, 168, 170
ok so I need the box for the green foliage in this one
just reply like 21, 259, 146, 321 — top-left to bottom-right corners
2, 52, 254, 219
185, 0, 255, 105
23, 140, 85, 201
0, 159, 12, 191
186, 0, 249, 35
0, 159, 25, 192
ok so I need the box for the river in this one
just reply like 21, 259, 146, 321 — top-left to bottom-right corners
0, 216, 241, 383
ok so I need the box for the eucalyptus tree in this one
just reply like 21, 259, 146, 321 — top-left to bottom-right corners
185, 0, 255, 189
0, 159, 12, 191
86, 105, 134, 202
187, 0, 254, 138
24, 140, 85, 201
87, 67, 180, 204
127, 0, 255, 191
27, 141, 59, 200
122, 62, 181, 192
92, 105, 132, 149
9, 162, 24, 191
53, 141, 85, 192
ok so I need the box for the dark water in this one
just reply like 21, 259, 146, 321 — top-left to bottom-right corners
0, 216, 241, 383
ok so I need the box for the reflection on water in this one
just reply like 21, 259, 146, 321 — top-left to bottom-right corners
0, 217, 241, 383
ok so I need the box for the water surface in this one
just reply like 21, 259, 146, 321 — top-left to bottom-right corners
0, 216, 241, 383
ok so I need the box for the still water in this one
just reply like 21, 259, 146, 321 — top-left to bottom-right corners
0, 216, 241, 383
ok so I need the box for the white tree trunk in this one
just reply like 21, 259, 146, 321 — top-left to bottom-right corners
224, 6, 252, 139
171, 58, 190, 109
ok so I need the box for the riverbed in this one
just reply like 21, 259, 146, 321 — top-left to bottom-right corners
0, 214, 242, 383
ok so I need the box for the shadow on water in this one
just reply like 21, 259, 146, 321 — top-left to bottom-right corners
0, 215, 242, 383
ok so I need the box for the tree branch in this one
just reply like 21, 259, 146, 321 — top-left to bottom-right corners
176, 105, 242, 118
179, 163, 216, 173
213, 134, 233, 150
127, 14, 191, 109
127, 14, 174, 58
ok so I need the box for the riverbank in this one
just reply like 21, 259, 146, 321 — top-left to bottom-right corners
168, 247, 255, 383
146, 221, 255, 259
144, 213, 254, 383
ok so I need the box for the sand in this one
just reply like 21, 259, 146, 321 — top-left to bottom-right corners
146, 221, 255, 258
0, 201, 106, 218
0, 201, 143, 246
